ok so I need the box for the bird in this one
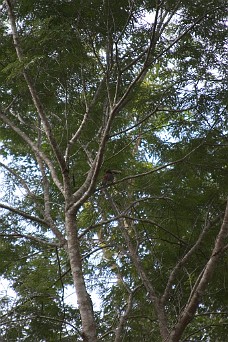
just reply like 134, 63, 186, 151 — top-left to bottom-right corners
101, 170, 120, 187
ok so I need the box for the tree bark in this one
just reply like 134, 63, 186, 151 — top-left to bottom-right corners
65, 211, 97, 342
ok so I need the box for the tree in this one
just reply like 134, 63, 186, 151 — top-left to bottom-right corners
0, 0, 227, 341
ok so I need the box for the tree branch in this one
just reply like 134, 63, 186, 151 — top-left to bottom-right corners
161, 212, 223, 305
0, 202, 48, 226
103, 188, 169, 340
114, 140, 205, 184
114, 286, 141, 342
0, 161, 36, 198
5, 0, 67, 174
0, 232, 59, 247
35, 153, 67, 247
0, 110, 64, 193
64, 76, 106, 162
123, 215, 186, 245
168, 199, 228, 341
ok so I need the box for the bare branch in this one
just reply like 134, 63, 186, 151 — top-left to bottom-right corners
0, 202, 47, 226
103, 189, 169, 340
64, 77, 106, 162
114, 286, 141, 342
82, 244, 114, 260
64, 5, 207, 213
154, 12, 208, 64
35, 153, 67, 247
109, 104, 161, 138
156, 0, 182, 38
5, 0, 67, 174
123, 215, 186, 245
0, 110, 64, 193
67, 42, 165, 211
67, 7, 173, 210
69, 102, 118, 210
78, 214, 126, 239
144, 2, 160, 67
168, 199, 228, 342
0, 161, 35, 198
114, 140, 205, 185
161, 212, 223, 305
3, 95, 18, 111
0, 232, 59, 247
122, 9, 207, 75
110, 83, 189, 139
78, 196, 174, 240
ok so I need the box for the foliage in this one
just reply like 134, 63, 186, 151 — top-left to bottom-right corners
0, 0, 227, 341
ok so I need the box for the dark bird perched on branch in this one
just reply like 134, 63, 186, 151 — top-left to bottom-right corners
101, 170, 121, 187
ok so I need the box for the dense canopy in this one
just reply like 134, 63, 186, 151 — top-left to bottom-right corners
0, 0, 227, 341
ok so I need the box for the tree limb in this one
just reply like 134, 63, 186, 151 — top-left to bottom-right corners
5, 0, 67, 174
113, 140, 205, 184
0, 202, 47, 226
103, 188, 169, 340
161, 212, 223, 305
0, 232, 59, 247
168, 198, 228, 341
0, 161, 36, 198
114, 286, 141, 342
0, 109, 64, 194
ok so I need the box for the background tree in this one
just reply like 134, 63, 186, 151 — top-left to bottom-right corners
0, 0, 227, 341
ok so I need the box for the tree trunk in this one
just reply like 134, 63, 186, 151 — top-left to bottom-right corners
65, 211, 97, 342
